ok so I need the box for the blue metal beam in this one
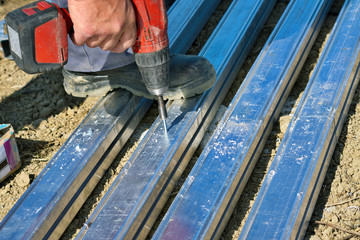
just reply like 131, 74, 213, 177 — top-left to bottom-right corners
0, 0, 220, 238
75, 0, 276, 239
240, 0, 360, 239
153, 0, 333, 239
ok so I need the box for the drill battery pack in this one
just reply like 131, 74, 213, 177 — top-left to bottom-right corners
5, 1, 71, 73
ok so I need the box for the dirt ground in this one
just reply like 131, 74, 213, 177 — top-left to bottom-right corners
0, 0, 359, 239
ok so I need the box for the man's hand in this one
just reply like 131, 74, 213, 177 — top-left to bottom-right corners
68, 0, 137, 53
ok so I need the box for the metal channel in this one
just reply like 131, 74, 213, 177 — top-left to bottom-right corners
153, 0, 333, 239
0, 91, 147, 239
0, 0, 220, 238
240, 0, 360, 239
76, 0, 275, 239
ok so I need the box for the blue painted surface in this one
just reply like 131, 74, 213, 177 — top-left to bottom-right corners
153, 0, 333, 239
0, 19, 6, 42
240, 0, 360, 239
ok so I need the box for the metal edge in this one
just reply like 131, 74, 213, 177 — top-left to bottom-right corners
0, 91, 148, 239
152, 0, 333, 239
239, 0, 360, 238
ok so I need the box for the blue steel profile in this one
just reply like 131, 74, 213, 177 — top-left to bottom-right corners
0, 0, 218, 239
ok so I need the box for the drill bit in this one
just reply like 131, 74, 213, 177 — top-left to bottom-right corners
157, 95, 168, 132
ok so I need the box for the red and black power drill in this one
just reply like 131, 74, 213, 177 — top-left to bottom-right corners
5, 0, 169, 129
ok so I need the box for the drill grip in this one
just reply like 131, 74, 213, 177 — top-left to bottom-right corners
132, 0, 169, 54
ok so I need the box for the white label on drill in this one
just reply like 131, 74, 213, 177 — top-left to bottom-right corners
7, 25, 22, 59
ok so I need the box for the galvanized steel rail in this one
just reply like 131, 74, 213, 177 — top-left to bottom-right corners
240, 0, 360, 238
75, 0, 275, 239
152, 0, 333, 239
1, 0, 359, 239
0, 0, 220, 238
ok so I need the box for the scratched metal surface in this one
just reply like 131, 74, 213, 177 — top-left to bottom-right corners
152, 0, 333, 239
75, 0, 274, 239
0, 91, 150, 240
240, 0, 360, 238
0, 0, 220, 238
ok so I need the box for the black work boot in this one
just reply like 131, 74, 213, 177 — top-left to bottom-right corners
63, 55, 216, 100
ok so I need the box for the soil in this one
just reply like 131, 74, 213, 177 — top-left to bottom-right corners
0, 0, 359, 239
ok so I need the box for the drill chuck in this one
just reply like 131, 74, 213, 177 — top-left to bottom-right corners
135, 45, 170, 130
134, 47, 170, 96
134, 47, 170, 127
131, 0, 170, 129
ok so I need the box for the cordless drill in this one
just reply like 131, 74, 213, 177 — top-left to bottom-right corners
5, 0, 169, 130
132, 0, 169, 130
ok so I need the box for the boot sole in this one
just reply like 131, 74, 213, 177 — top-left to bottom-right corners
63, 71, 216, 100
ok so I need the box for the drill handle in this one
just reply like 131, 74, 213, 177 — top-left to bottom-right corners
132, 0, 169, 54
